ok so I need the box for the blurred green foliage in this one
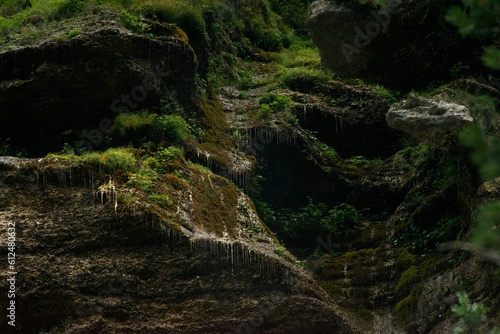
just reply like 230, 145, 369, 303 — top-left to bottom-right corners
446, 0, 500, 69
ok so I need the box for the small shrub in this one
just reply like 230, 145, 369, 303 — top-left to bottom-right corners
392, 143, 430, 172
128, 174, 153, 193
67, 28, 82, 38
189, 163, 212, 174
329, 95, 349, 107
46, 152, 78, 160
153, 115, 190, 144
0, 0, 31, 17
257, 103, 272, 120
259, 92, 291, 112
471, 202, 500, 249
284, 110, 298, 125
450, 292, 500, 334
274, 198, 363, 238
142, 156, 160, 169
450, 62, 468, 79
119, 10, 150, 34
267, 0, 314, 36
155, 146, 184, 163
396, 248, 417, 268
54, 33, 69, 43
323, 149, 337, 160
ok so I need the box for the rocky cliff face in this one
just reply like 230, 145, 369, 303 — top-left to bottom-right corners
0, 12, 199, 157
0, 9, 360, 334
0, 157, 358, 333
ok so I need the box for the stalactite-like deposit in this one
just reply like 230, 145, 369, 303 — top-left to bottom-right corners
95, 178, 117, 212
195, 148, 213, 170
187, 236, 283, 277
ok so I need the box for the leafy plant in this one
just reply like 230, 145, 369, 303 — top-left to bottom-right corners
119, 10, 150, 34
322, 148, 337, 160
450, 61, 468, 78
136, 0, 206, 43
259, 92, 291, 112
67, 28, 82, 38
267, 0, 314, 37
460, 125, 500, 182
470, 203, 500, 249
452, 292, 500, 334
446, 0, 500, 69
392, 143, 430, 172
54, 0, 86, 20
371, 84, 397, 103
257, 103, 272, 120
155, 146, 184, 163
118, 192, 139, 207
274, 198, 363, 238
395, 216, 463, 253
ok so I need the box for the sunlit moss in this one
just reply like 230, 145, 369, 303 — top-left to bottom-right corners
81, 147, 138, 172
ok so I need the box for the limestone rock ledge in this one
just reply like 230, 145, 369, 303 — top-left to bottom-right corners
0, 158, 359, 333
386, 95, 473, 150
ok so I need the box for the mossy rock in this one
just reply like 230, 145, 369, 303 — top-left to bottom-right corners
395, 294, 417, 326
396, 247, 417, 270
395, 265, 420, 298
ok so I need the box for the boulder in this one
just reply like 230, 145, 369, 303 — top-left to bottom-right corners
386, 95, 473, 150
308, 0, 483, 88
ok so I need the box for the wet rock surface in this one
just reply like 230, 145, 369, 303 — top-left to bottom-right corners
0, 161, 358, 333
